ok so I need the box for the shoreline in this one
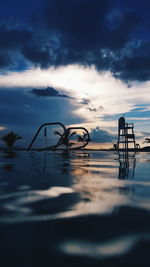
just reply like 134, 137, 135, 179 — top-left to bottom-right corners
1, 147, 150, 152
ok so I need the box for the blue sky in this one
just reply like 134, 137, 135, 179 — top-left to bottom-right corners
0, 0, 150, 148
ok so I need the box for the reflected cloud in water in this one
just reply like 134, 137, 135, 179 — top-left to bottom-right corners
0, 150, 150, 267
0, 150, 150, 224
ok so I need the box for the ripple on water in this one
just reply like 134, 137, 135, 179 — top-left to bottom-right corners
0, 151, 150, 267
0, 186, 77, 223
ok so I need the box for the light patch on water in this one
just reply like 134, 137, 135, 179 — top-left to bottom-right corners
0, 186, 74, 218
0, 186, 74, 201
59, 233, 150, 259
38, 187, 74, 197
1, 198, 149, 224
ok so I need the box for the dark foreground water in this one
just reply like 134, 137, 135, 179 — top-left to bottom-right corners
0, 150, 150, 267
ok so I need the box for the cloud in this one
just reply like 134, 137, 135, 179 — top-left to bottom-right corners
31, 86, 71, 98
0, 22, 31, 50
87, 106, 104, 112
1, 65, 150, 131
22, 45, 51, 69
1, 0, 150, 83
32, 0, 141, 84
44, 0, 139, 51
80, 98, 104, 113
0, 51, 12, 68
87, 108, 97, 112
111, 42, 150, 82
0, 88, 85, 138
90, 126, 116, 143
29, 2, 150, 83
0, 22, 32, 69
80, 98, 90, 105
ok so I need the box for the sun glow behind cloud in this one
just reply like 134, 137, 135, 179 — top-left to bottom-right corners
1, 65, 150, 140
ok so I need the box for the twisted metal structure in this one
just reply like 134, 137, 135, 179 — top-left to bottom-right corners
27, 122, 66, 151
27, 122, 90, 151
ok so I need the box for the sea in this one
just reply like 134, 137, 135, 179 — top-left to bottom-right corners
0, 149, 150, 267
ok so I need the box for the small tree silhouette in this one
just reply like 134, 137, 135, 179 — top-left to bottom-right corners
55, 130, 90, 151
77, 133, 90, 143
1, 131, 22, 149
143, 138, 150, 144
55, 129, 76, 150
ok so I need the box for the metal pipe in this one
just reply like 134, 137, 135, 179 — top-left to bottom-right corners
27, 122, 66, 151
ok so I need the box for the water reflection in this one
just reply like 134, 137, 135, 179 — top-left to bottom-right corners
0, 150, 150, 224
118, 151, 136, 180
2, 150, 17, 159
0, 150, 150, 267
2, 164, 14, 171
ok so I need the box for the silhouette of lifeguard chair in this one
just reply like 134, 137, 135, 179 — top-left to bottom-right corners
117, 117, 136, 151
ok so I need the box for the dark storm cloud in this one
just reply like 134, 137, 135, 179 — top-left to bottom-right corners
0, 52, 12, 68
0, 22, 32, 68
0, 0, 150, 83
36, 0, 139, 68
31, 87, 71, 98
44, 0, 139, 51
45, 0, 111, 49
21, 0, 145, 83
0, 23, 31, 50
110, 41, 150, 82
0, 0, 45, 21
112, 56, 150, 82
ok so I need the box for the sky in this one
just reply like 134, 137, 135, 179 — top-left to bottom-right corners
0, 0, 150, 148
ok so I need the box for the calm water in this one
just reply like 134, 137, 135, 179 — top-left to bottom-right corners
0, 150, 150, 267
